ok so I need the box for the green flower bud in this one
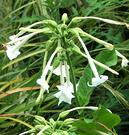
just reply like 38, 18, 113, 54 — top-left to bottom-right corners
68, 126, 78, 132
53, 57, 60, 69
42, 20, 57, 28
62, 131, 69, 135
49, 118, 55, 124
46, 40, 53, 51
42, 27, 53, 34
59, 110, 70, 118
71, 17, 83, 24
56, 47, 63, 53
69, 28, 79, 37
72, 46, 81, 55
35, 115, 46, 125
64, 118, 75, 125
29, 128, 37, 133
62, 13, 68, 23
35, 125, 45, 130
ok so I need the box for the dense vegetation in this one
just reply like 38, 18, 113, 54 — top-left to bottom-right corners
0, 0, 129, 134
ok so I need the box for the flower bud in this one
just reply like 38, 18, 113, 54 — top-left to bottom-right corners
46, 40, 53, 51
62, 13, 68, 23
62, 131, 69, 135
53, 57, 60, 69
71, 17, 83, 24
42, 20, 57, 28
35, 115, 46, 124
59, 110, 70, 118
72, 46, 81, 55
68, 126, 78, 132
29, 128, 37, 133
69, 28, 79, 37
64, 118, 75, 125
35, 124, 45, 130
56, 47, 63, 53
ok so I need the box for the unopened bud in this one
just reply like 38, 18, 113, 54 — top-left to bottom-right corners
62, 13, 68, 23
64, 118, 75, 125
59, 110, 70, 118
72, 46, 81, 55
68, 126, 78, 132
35, 115, 46, 124
29, 128, 37, 133
53, 58, 60, 69
71, 17, 83, 24
35, 125, 45, 130
46, 40, 53, 51
56, 47, 63, 53
42, 20, 57, 28
69, 28, 79, 37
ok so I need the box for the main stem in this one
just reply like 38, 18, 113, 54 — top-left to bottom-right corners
62, 37, 80, 107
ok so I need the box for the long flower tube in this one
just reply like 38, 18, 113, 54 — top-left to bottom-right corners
72, 45, 119, 75
54, 61, 75, 105
5, 31, 43, 60
36, 47, 62, 103
80, 31, 129, 67
78, 36, 108, 87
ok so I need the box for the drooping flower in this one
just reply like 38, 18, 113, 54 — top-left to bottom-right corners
37, 47, 62, 92
88, 75, 108, 87
116, 50, 129, 67
6, 31, 42, 60
48, 65, 70, 77
78, 36, 108, 87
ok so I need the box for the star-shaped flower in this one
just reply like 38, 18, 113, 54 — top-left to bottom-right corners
54, 83, 74, 105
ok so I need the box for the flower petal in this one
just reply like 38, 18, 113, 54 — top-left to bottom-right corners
54, 90, 74, 105
6, 45, 21, 60
88, 75, 108, 87
49, 65, 70, 77
37, 77, 49, 92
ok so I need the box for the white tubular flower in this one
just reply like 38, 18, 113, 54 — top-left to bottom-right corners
78, 36, 108, 87
49, 65, 70, 77
83, 16, 129, 29
54, 84, 75, 105
6, 31, 42, 60
37, 47, 62, 92
116, 50, 129, 67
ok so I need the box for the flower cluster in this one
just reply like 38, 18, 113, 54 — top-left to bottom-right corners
2, 13, 129, 105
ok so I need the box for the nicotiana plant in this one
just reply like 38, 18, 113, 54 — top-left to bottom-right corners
2, 13, 129, 134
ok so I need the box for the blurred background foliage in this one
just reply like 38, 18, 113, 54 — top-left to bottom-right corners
0, 0, 129, 134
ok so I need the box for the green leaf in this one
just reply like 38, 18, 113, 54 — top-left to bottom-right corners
73, 105, 121, 135
95, 48, 117, 75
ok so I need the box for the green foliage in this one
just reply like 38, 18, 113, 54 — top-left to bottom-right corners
73, 105, 121, 135
0, 0, 129, 134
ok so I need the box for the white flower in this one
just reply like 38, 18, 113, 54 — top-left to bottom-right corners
116, 50, 129, 67
78, 36, 108, 87
6, 31, 42, 60
122, 57, 129, 67
49, 65, 70, 77
37, 77, 49, 92
54, 83, 74, 105
88, 75, 108, 87
37, 48, 62, 92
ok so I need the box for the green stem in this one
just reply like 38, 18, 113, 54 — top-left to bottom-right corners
62, 38, 80, 107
